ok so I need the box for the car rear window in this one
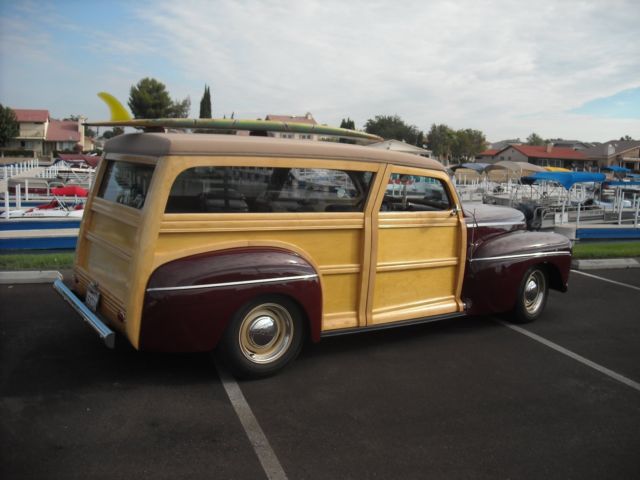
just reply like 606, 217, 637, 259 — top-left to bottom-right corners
97, 160, 155, 209
165, 166, 375, 213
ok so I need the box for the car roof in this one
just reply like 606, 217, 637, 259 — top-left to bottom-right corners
104, 133, 445, 172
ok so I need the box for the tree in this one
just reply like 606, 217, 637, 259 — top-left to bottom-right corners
364, 115, 422, 145
452, 128, 486, 161
620, 135, 633, 141
0, 104, 19, 147
199, 85, 212, 118
526, 132, 545, 146
338, 118, 357, 144
128, 77, 191, 119
102, 127, 124, 139
340, 118, 355, 130
426, 124, 456, 161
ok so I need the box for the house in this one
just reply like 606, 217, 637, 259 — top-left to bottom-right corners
264, 113, 318, 141
480, 144, 592, 170
476, 149, 498, 161
582, 140, 640, 173
46, 118, 83, 153
549, 139, 596, 151
489, 139, 522, 150
8, 109, 49, 155
7, 109, 86, 158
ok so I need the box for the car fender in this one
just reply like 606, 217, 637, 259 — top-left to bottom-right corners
462, 231, 572, 315
139, 247, 322, 352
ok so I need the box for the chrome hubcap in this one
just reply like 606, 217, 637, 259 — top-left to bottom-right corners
523, 270, 545, 315
248, 316, 278, 347
525, 279, 539, 303
239, 303, 293, 364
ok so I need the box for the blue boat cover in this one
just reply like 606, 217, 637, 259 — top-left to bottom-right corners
603, 181, 640, 186
521, 172, 606, 190
602, 166, 631, 173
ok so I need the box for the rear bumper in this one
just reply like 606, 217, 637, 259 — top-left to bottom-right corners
53, 279, 115, 348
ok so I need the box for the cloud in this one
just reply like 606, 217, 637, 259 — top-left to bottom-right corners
1, 0, 639, 141
130, 0, 640, 140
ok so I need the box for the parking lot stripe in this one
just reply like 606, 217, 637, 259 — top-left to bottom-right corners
497, 320, 640, 393
215, 361, 288, 480
571, 270, 640, 292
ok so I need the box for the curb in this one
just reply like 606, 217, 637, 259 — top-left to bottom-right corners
571, 258, 640, 270
0, 270, 62, 284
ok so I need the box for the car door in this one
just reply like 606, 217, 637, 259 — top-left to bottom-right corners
366, 165, 466, 326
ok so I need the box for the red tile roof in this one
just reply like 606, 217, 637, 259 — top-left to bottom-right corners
46, 120, 81, 142
265, 114, 317, 125
502, 145, 588, 161
478, 149, 498, 156
12, 109, 50, 123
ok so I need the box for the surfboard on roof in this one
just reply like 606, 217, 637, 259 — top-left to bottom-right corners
85, 92, 382, 144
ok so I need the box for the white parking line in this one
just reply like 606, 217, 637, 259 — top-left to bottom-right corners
497, 320, 640, 393
571, 269, 640, 292
215, 361, 288, 480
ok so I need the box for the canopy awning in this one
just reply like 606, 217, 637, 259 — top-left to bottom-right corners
602, 166, 631, 173
544, 166, 571, 172
486, 160, 546, 174
450, 162, 490, 173
521, 172, 606, 190
603, 181, 640, 187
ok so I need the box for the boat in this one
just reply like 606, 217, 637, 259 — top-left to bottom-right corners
3, 186, 87, 219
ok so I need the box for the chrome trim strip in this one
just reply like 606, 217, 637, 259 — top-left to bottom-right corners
466, 221, 526, 228
53, 279, 115, 348
469, 251, 571, 262
146, 274, 318, 293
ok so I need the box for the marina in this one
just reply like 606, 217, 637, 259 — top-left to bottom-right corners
1, 158, 91, 250
1, 155, 640, 250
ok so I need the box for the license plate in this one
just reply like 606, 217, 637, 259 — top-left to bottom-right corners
85, 285, 101, 312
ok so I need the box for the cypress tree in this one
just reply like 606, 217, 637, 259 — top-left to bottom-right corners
199, 85, 212, 119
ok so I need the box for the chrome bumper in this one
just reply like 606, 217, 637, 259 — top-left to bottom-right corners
53, 279, 115, 349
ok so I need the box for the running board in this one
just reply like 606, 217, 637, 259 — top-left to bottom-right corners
321, 312, 468, 338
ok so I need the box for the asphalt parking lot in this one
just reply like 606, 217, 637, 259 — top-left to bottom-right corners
1, 269, 639, 479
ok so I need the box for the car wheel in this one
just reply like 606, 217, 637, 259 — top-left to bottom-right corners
511, 266, 548, 324
218, 297, 304, 378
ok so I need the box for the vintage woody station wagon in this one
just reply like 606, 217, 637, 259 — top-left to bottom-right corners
54, 132, 572, 377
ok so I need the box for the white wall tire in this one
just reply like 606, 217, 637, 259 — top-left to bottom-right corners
219, 296, 304, 378
511, 266, 548, 324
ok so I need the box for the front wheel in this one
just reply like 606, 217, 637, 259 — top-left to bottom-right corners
218, 297, 304, 378
511, 266, 548, 324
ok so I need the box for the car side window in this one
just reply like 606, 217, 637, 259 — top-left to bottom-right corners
165, 166, 375, 213
381, 173, 452, 212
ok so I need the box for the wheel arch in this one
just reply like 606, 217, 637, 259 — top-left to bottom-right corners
539, 261, 567, 292
139, 245, 323, 352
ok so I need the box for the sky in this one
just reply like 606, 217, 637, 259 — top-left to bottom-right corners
1, 0, 639, 143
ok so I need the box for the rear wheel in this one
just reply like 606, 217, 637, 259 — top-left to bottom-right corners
218, 297, 304, 378
511, 266, 548, 324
